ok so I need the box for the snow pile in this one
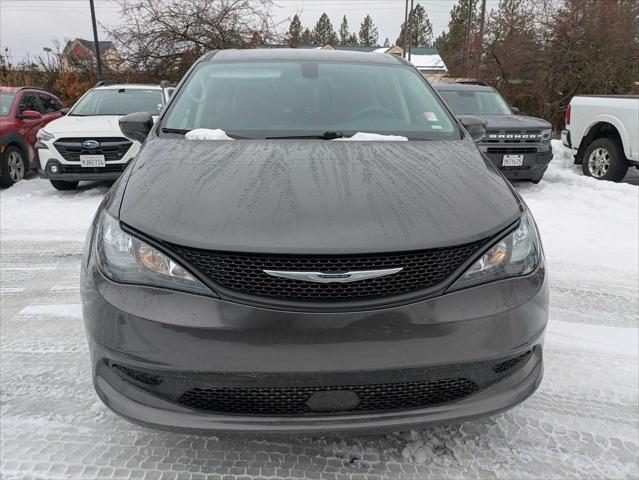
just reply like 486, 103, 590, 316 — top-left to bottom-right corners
517, 140, 638, 271
0, 179, 108, 242
184, 128, 235, 140
336, 132, 408, 141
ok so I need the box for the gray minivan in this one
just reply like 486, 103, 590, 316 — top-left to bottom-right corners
81, 49, 547, 432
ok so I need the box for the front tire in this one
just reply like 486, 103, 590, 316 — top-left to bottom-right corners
50, 180, 79, 191
0, 146, 26, 187
582, 137, 627, 182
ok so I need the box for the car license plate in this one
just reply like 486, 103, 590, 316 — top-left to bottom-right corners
80, 155, 106, 167
502, 154, 524, 167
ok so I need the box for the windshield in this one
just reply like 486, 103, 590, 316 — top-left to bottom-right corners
438, 89, 512, 115
71, 88, 163, 116
163, 61, 458, 140
0, 93, 16, 116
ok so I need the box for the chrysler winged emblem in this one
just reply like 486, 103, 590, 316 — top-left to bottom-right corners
263, 267, 403, 284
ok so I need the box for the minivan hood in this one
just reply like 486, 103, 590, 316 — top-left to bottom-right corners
477, 114, 551, 131
120, 138, 520, 254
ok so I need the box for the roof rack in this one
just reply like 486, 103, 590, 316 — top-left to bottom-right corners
14, 86, 42, 92
94, 80, 119, 87
160, 80, 176, 89
438, 78, 490, 87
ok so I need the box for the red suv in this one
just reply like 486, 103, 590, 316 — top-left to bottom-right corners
0, 87, 65, 187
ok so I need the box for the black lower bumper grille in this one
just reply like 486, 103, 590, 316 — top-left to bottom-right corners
487, 147, 537, 154
169, 240, 487, 302
57, 163, 128, 174
177, 378, 479, 415
111, 364, 163, 386
492, 350, 532, 373
107, 348, 537, 417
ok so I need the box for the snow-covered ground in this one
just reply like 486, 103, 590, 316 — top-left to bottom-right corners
1, 141, 637, 479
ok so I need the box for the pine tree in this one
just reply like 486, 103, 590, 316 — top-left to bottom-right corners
434, 0, 479, 75
358, 14, 379, 46
397, 3, 434, 48
287, 14, 302, 48
383, 37, 390, 47
338, 15, 351, 45
300, 28, 314, 45
313, 13, 338, 46
348, 33, 358, 45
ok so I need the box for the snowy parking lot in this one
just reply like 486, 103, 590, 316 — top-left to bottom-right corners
1, 141, 637, 479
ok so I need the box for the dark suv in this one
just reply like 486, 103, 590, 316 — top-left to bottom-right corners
0, 87, 64, 187
81, 49, 548, 433
434, 83, 552, 183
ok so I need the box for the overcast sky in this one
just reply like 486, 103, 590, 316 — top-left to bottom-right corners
1, 0, 500, 60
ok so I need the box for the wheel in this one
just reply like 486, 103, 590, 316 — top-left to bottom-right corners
50, 180, 79, 191
582, 137, 628, 182
0, 146, 26, 187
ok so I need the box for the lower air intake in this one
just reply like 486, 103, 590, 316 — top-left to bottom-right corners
177, 378, 479, 415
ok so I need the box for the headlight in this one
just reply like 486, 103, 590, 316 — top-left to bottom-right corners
449, 210, 541, 291
96, 212, 210, 295
541, 129, 552, 142
36, 129, 54, 142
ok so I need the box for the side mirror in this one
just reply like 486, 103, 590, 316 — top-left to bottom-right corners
458, 115, 487, 142
17, 110, 42, 120
119, 112, 154, 143
59, 108, 71, 115
511, 106, 520, 114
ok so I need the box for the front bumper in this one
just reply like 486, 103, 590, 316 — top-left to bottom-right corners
36, 139, 135, 181
82, 258, 548, 433
478, 143, 553, 181
38, 160, 130, 181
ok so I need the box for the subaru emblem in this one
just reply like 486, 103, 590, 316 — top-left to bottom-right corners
83, 140, 99, 149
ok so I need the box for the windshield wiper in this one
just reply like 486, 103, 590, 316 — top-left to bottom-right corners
161, 127, 253, 139
265, 131, 345, 140
161, 127, 190, 135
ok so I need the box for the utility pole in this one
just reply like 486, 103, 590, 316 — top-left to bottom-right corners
463, 0, 473, 77
89, 0, 103, 81
403, 0, 409, 58
407, 0, 414, 61
476, 0, 487, 78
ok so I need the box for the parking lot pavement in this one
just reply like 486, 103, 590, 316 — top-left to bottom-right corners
1, 146, 638, 479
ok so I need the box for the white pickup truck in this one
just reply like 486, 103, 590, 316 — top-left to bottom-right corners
561, 95, 639, 182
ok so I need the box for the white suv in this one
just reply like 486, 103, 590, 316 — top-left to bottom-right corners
36, 83, 171, 190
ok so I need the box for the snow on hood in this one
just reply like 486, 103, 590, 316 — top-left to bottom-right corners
335, 132, 408, 141
185, 129, 235, 140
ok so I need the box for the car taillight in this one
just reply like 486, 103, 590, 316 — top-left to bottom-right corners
565, 104, 571, 126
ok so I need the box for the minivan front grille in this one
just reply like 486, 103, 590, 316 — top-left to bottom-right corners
53, 137, 132, 162
170, 240, 487, 302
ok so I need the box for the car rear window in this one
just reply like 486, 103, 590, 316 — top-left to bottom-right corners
438, 90, 512, 115
0, 93, 16, 116
71, 89, 163, 116
163, 61, 458, 140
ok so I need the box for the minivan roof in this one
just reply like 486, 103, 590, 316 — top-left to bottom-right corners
204, 48, 405, 65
